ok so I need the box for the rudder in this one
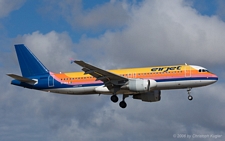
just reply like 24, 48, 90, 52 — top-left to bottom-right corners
15, 44, 49, 77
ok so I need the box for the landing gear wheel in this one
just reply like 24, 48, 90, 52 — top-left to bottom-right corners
119, 101, 127, 108
188, 95, 193, 101
187, 88, 193, 101
111, 95, 118, 103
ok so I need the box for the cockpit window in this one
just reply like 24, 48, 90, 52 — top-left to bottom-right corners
199, 69, 209, 73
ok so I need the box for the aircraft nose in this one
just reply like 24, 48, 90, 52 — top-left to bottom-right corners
211, 74, 218, 83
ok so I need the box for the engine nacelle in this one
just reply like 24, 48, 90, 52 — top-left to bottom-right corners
133, 90, 161, 102
128, 79, 157, 92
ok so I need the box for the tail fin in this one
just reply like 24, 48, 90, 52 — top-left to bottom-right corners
15, 44, 49, 77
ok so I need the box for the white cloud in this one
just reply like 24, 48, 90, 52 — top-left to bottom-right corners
216, 0, 225, 21
0, 0, 25, 18
40, 0, 130, 31
73, 0, 225, 69
1, 0, 225, 141
14, 31, 78, 72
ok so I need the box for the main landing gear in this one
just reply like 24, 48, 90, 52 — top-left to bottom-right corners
187, 88, 193, 101
110, 94, 128, 108
111, 95, 118, 103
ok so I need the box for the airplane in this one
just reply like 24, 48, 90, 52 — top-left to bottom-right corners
7, 44, 218, 108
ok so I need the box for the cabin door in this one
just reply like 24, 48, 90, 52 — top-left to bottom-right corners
48, 75, 54, 87
185, 65, 192, 77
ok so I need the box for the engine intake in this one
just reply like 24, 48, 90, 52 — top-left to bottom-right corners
133, 90, 161, 102
128, 79, 157, 92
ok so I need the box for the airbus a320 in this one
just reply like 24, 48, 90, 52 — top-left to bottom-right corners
7, 44, 218, 108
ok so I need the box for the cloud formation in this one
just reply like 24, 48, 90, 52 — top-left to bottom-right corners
14, 31, 77, 72
74, 0, 225, 69
0, 0, 25, 18
216, 0, 225, 20
1, 0, 225, 141
40, 0, 130, 31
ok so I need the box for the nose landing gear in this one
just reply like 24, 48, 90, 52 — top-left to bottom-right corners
187, 88, 193, 101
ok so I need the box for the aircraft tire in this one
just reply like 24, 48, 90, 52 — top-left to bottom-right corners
111, 95, 118, 103
188, 95, 193, 101
119, 101, 127, 108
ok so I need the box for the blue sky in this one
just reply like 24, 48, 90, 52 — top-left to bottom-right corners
1, 0, 225, 141
1, 0, 222, 43
1, 0, 220, 42
2, 0, 139, 42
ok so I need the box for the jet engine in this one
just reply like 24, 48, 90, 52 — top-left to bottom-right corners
133, 90, 161, 102
128, 79, 157, 92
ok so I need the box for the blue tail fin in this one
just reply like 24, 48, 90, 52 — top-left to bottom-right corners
15, 44, 49, 77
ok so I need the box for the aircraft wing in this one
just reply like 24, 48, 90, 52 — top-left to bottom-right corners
74, 60, 128, 90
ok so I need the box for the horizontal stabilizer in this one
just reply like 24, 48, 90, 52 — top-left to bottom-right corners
7, 74, 36, 84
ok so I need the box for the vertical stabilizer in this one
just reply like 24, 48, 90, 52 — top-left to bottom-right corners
15, 44, 49, 77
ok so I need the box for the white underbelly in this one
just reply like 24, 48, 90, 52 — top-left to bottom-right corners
43, 86, 97, 95
156, 79, 214, 90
